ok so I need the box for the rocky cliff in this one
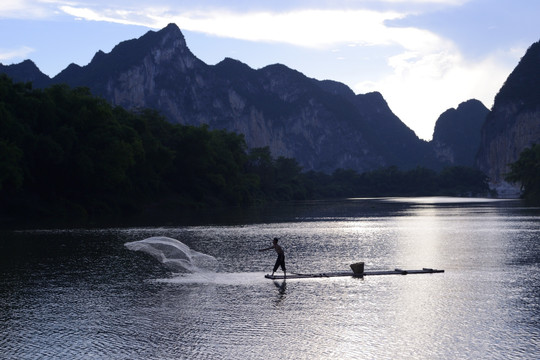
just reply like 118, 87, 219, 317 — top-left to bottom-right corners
1, 24, 441, 173
431, 99, 489, 167
476, 41, 540, 195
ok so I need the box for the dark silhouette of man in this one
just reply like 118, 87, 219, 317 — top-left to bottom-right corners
259, 237, 286, 278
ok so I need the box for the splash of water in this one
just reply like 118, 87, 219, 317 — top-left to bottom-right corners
125, 236, 218, 273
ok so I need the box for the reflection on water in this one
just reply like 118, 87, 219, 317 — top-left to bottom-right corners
0, 197, 539, 359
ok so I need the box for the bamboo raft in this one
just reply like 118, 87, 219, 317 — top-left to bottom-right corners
265, 267, 444, 280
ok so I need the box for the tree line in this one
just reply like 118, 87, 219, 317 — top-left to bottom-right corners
0, 75, 491, 223
505, 143, 540, 205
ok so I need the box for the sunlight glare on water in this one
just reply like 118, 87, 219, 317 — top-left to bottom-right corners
154, 272, 267, 285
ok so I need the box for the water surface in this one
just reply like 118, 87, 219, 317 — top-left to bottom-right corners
1, 197, 539, 359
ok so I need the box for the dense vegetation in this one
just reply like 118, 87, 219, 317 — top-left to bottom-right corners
0, 75, 490, 224
505, 144, 540, 204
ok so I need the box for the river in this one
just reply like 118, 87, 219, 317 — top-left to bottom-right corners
1, 197, 539, 359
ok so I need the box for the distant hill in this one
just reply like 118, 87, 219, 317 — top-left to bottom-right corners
0, 59, 50, 88
5, 24, 536, 182
0, 24, 440, 173
476, 40, 540, 195
431, 99, 489, 167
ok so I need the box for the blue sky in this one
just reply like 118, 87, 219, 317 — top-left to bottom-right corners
1, 0, 539, 140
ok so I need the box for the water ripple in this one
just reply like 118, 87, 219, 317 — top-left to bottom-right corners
2, 200, 539, 359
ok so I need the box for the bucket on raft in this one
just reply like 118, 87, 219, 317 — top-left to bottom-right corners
350, 262, 364, 276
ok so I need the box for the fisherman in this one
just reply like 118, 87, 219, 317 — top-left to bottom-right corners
259, 237, 286, 278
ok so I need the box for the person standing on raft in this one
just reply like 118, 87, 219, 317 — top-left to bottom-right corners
259, 237, 286, 278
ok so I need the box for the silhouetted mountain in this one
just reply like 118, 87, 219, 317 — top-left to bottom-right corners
476, 40, 540, 195
0, 24, 447, 173
0, 59, 50, 88
431, 99, 489, 167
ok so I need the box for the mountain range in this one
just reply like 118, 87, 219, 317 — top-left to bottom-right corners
1, 23, 538, 194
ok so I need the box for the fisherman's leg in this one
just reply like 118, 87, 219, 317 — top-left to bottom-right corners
273, 258, 280, 273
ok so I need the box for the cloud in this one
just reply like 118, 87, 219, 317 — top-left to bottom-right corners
55, 5, 455, 57
0, 0, 56, 19
166, 9, 410, 48
56, 5, 411, 49
59, 5, 146, 25
0, 46, 35, 62
380, 0, 468, 3
356, 45, 515, 140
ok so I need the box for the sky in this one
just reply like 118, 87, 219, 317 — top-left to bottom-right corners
1, 1, 539, 140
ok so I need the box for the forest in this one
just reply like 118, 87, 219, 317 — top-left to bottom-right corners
0, 75, 491, 224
